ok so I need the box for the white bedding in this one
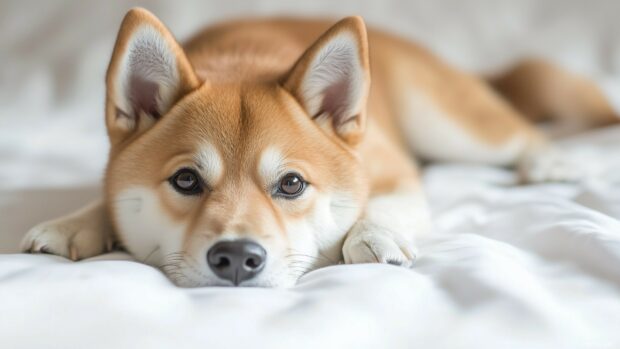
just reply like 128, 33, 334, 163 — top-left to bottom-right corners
2, 152, 620, 349
2, 1, 620, 348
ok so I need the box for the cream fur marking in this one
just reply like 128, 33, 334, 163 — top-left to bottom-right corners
285, 192, 362, 272
195, 142, 224, 185
401, 92, 527, 165
258, 146, 286, 187
113, 187, 185, 265
315, 193, 362, 263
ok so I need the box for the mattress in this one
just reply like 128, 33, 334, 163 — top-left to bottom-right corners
2, 1, 620, 348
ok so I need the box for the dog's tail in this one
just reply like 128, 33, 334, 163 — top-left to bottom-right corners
489, 59, 619, 136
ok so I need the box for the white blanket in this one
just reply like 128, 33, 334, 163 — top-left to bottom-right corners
2, 1, 620, 348
2, 134, 620, 348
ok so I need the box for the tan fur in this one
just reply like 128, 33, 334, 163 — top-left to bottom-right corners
492, 58, 618, 129
181, 17, 552, 176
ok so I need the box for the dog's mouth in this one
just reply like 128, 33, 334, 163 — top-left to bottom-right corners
158, 242, 314, 288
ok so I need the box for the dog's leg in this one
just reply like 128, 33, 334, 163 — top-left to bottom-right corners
385, 57, 599, 182
343, 175, 431, 267
490, 58, 619, 135
21, 200, 114, 260
341, 113, 432, 266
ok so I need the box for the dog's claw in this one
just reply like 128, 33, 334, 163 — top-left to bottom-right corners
32, 240, 45, 253
69, 245, 78, 261
106, 237, 114, 252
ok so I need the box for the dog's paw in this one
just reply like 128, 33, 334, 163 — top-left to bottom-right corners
342, 221, 417, 267
22, 219, 111, 261
519, 147, 603, 183
21, 202, 112, 261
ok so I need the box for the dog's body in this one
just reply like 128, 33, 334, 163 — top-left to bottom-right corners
22, 9, 617, 287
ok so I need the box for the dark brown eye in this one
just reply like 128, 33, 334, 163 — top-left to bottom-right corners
170, 169, 203, 195
277, 173, 305, 197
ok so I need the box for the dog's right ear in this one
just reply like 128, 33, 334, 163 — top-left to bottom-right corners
105, 8, 199, 145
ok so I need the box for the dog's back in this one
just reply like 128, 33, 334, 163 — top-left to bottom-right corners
183, 18, 616, 169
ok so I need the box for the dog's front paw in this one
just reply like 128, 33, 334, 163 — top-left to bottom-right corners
21, 202, 112, 260
519, 147, 603, 183
342, 221, 417, 267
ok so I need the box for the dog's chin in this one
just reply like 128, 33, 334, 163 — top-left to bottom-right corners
164, 269, 300, 288
171, 277, 298, 288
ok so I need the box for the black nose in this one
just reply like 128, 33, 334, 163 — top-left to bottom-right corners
207, 240, 266, 285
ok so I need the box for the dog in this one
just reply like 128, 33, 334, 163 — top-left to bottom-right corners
21, 8, 617, 287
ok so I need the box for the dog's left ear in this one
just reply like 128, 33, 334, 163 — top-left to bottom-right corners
105, 8, 200, 146
283, 17, 370, 145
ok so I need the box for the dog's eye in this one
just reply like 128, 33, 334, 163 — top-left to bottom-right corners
169, 169, 203, 195
277, 173, 306, 197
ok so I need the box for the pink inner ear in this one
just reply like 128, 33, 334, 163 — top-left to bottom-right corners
319, 78, 354, 126
128, 74, 161, 120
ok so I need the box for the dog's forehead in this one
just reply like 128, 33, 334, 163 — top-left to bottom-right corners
171, 83, 322, 165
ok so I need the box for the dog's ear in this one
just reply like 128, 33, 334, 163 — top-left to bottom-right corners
105, 8, 199, 145
283, 17, 370, 145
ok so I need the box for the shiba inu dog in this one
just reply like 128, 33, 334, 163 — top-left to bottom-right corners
21, 8, 617, 287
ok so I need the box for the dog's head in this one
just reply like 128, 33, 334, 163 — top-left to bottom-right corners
104, 9, 371, 287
